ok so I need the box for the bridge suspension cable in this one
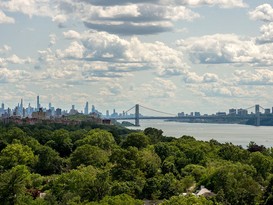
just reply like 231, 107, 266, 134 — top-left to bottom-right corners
139, 104, 176, 116
245, 105, 255, 110
125, 105, 136, 113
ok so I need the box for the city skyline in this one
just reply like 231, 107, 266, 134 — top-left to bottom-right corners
1, 95, 272, 117
1, 1, 273, 113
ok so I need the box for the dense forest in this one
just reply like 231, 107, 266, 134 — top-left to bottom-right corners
0, 121, 273, 205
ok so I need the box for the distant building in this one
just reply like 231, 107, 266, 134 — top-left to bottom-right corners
56, 108, 62, 117
194, 112, 201, 117
32, 108, 46, 120
178, 112, 185, 117
84, 102, 89, 115
229, 108, 236, 116
264, 108, 271, 115
37, 95, 40, 110
69, 105, 78, 115
106, 110, 109, 117
237, 108, 248, 116
216, 112, 226, 116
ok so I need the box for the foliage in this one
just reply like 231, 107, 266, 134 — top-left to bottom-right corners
0, 122, 271, 204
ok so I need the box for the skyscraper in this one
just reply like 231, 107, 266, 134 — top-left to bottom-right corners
49, 102, 52, 110
37, 95, 40, 110
84, 102, 89, 115
20, 99, 23, 112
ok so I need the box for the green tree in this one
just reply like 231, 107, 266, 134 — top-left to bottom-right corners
35, 145, 63, 175
122, 133, 149, 149
70, 145, 109, 168
161, 195, 214, 205
0, 143, 37, 169
144, 127, 164, 144
0, 165, 31, 205
249, 151, 272, 179
76, 129, 116, 151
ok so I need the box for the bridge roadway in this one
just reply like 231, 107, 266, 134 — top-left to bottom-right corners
113, 115, 259, 121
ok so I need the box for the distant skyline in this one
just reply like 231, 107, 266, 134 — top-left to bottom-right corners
1, 1, 273, 114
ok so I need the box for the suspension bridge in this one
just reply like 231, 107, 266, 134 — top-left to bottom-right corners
113, 104, 270, 127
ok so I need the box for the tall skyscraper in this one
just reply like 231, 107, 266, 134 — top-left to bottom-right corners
106, 110, 109, 117
92, 105, 95, 113
37, 95, 40, 110
20, 99, 23, 112
49, 102, 52, 110
84, 102, 89, 115
1, 103, 4, 111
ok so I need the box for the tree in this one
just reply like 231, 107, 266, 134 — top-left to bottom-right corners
34, 145, 63, 175
249, 152, 272, 179
247, 141, 266, 153
144, 127, 164, 144
0, 165, 31, 205
50, 129, 73, 157
0, 143, 37, 169
122, 133, 149, 149
70, 145, 109, 168
161, 195, 214, 205
201, 162, 261, 205
76, 129, 116, 151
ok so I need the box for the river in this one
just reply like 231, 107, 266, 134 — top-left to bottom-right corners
118, 119, 273, 148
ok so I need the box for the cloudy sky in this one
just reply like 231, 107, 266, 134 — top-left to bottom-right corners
1, 0, 273, 115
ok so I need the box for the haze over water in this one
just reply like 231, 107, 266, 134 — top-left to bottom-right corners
120, 119, 273, 148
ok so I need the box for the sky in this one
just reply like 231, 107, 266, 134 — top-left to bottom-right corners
1, 0, 273, 115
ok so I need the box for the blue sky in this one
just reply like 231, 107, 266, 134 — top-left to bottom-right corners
0, 0, 273, 115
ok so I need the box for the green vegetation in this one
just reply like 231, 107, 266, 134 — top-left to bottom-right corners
0, 122, 272, 204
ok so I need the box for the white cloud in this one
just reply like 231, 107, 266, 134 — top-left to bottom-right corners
0, 0, 53, 18
140, 78, 177, 98
173, 0, 247, 8
6, 54, 32, 64
177, 34, 260, 65
183, 71, 219, 83
49, 34, 57, 47
63, 30, 81, 40
0, 68, 30, 83
249, 4, 273, 22
257, 22, 273, 43
0, 45, 11, 54
0, 10, 15, 24
234, 69, 273, 85
52, 14, 68, 27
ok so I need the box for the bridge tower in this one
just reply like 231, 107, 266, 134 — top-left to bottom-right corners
135, 104, 140, 126
255, 104, 260, 126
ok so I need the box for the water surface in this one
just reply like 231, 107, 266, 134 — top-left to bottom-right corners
118, 119, 273, 147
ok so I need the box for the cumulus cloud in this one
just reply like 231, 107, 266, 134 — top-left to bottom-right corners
3, 55, 33, 65
0, 10, 15, 24
80, 0, 246, 8
173, 0, 247, 8
183, 71, 219, 83
140, 78, 177, 98
63, 30, 81, 40
49, 34, 57, 47
0, 45, 11, 54
249, 4, 273, 22
234, 69, 273, 85
83, 5, 199, 35
52, 14, 68, 27
0, 0, 53, 18
0, 68, 30, 83
257, 22, 273, 44
60, 30, 187, 76
56, 41, 85, 59
177, 34, 261, 65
